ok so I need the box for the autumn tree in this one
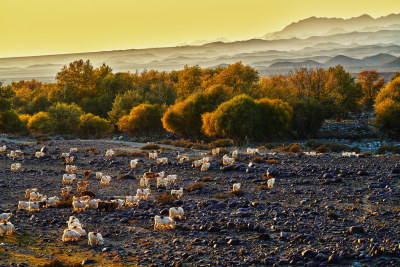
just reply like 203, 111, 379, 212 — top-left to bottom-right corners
174, 65, 203, 100
325, 65, 363, 118
358, 70, 385, 110
118, 104, 163, 135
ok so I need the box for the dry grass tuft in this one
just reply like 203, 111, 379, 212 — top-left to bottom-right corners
140, 144, 160, 150
186, 182, 205, 192
156, 191, 178, 205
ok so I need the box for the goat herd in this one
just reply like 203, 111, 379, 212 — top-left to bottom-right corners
0, 145, 275, 247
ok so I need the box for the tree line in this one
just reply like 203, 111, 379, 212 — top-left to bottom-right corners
0, 59, 399, 140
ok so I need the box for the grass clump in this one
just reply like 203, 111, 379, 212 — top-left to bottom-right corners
186, 182, 205, 192
266, 159, 279, 164
40, 259, 82, 267
376, 143, 400, 155
257, 185, 269, 190
200, 177, 213, 182
305, 139, 359, 153
210, 139, 234, 148
140, 144, 160, 150
156, 191, 178, 206
251, 156, 265, 163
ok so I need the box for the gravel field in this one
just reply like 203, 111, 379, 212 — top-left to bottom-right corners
0, 138, 400, 266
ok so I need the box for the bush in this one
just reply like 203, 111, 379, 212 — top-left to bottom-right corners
0, 110, 24, 133
108, 90, 143, 124
140, 144, 160, 150
156, 192, 178, 206
47, 103, 83, 134
202, 95, 262, 141
162, 85, 232, 138
118, 104, 163, 135
19, 114, 31, 132
256, 98, 292, 138
375, 99, 400, 137
28, 112, 52, 134
78, 113, 113, 138
186, 182, 205, 192
209, 139, 234, 147
291, 100, 326, 138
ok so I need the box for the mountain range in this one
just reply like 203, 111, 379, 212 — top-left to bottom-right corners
0, 14, 399, 84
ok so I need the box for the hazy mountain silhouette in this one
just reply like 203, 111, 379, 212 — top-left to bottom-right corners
263, 13, 400, 39
1, 14, 399, 84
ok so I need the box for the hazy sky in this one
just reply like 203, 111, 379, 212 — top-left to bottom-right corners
0, 0, 399, 58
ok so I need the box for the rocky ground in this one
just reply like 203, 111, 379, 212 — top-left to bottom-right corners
0, 137, 400, 266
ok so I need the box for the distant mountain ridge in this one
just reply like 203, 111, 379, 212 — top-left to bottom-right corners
1, 13, 399, 84
263, 13, 400, 39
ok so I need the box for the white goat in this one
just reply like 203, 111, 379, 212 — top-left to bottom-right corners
156, 157, 168, 164
72, 200, 89, 212
171, 188, 183, 199
111, 199, 125, 209
105, 149, 115, 157
95, 172, 103, 179
211, 148, 221, 156
223, 155, 235, 165
44, 196, 60, 207
157, 177, 169, 188
192, 159, 203, 168
169, 207, 184, 219
130, 159, 139, 169
69, 225, 86, 237
126, 196, 140, 207
233, 183, 241, 192
154, 216, 175, 230
11, 163, 21, 171
140, 177, 149, 188
267, 178, 276, 188
62, 229, 80, 242
136, 189, 150, 199
88, 232, 104, 246
0, 213, 12, 223
100, 175, 111, 185
149, 152, 158, 159
0, 145, 6, 152
70, 148, 78, 153
25, 188, 39, 199
65, 165, 77, 173
61, 186, 72, 196
201, 163, 210, 171
167, 174, 177, 184
62, 174, 76, 184
0, 222, 15, 236
232, 150, 239, 158
35, 151, 45, 158
89, 199, 101, 209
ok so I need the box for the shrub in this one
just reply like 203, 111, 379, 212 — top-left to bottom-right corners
162, 85, 232, 137
202, 95, 262, 141
156, 191, 178, 206
108, 90, 143, 124
0, 110, 24, 133
28, 112, 52, 134
19, 114, 31, 132
118, 104, 163, 135
78, 113, 113, 138
140, 144, 160, 150
374, 98, 400, 138
186, 182, 205, 192
251, 156, 265, 163
47, 103, 83, 134
256, 98, 292, 138
209, 138, 234, 147
291, 100, 326, 138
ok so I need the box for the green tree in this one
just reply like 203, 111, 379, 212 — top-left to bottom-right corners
201, 95, 261, 141
358, 70, 385, 110
28, 112, 52, 134
117, 104, 163, 135
78, 113, 113, 138
108, 90, 144, 124
47, 103, 83, 134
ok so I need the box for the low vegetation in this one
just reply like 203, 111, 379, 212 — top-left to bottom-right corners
0, 61, 395, 140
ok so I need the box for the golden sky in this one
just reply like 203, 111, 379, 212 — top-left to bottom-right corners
0, 0, 399, 58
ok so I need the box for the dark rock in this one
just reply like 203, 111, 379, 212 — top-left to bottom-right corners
82, 259, 96, 265
349, 226, 365, 234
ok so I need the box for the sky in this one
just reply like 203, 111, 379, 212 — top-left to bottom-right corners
0, 0, 399, 58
